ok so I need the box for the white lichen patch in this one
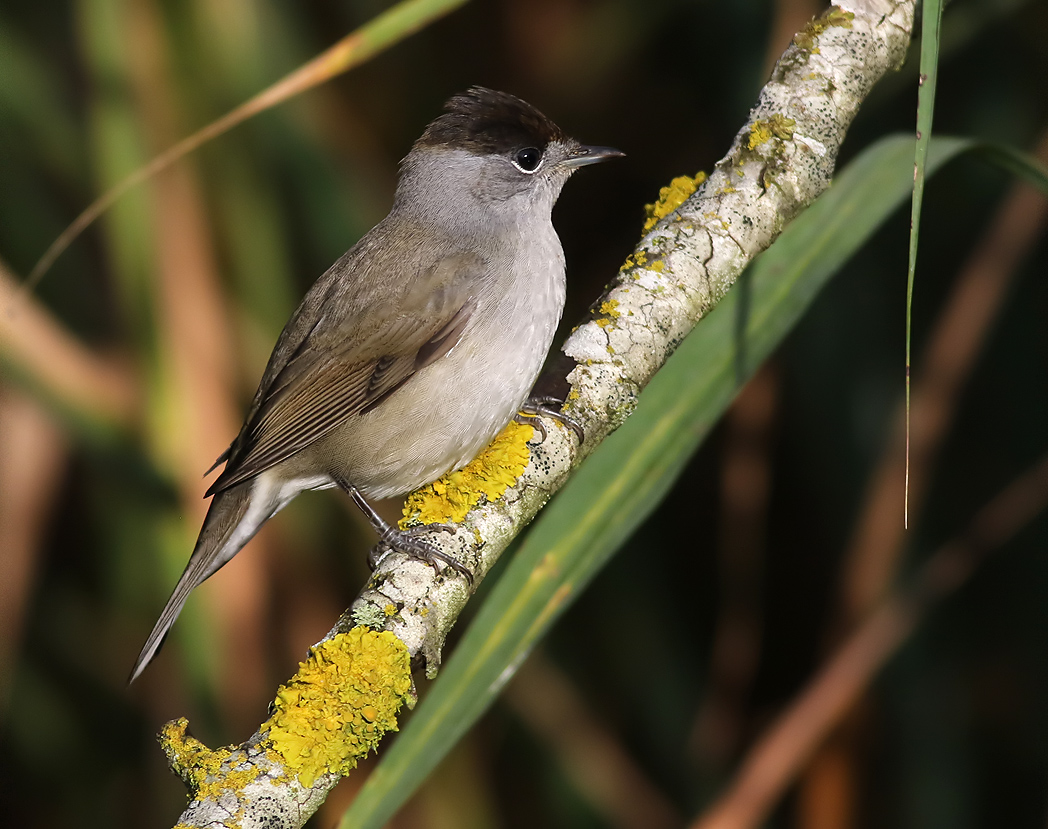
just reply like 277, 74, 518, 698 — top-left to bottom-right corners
564, 321, 613, 364
632, 268, 669, 292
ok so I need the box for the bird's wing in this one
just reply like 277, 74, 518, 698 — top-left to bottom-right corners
206, 244, 481, 496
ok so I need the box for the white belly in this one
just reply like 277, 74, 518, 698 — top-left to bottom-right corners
314, 243, 566, 499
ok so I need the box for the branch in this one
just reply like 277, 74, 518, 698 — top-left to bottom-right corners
161, 2, 917, 826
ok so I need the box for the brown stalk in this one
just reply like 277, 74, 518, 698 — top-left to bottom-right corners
691, 366, 779, 768
690, 453, 1048, 829
798, 127, 1048, 826
124, 0, 275, 723
0, 387, 68, 713
0, 258, 138, 426
504, 651, 683, 829
839, 128, 1048, 622
19, 0, 468, 298
693, 126, 1048, 829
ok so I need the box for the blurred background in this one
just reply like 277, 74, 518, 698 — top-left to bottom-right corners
1, 0, 1046, 826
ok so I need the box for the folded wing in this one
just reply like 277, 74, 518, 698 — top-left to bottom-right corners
206, 249, 481, 496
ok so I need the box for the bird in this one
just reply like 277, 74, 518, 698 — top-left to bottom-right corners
129, 87, 623, 683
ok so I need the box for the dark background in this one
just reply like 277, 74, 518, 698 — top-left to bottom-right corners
0, 0, 1045, 826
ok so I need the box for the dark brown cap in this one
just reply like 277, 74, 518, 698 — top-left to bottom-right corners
416, 87, 567, 155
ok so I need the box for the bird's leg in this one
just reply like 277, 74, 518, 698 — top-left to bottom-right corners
334, 476, 473, 584
516, 396, 585, 444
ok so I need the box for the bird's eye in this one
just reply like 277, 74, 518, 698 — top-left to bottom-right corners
513, 147, 542, 173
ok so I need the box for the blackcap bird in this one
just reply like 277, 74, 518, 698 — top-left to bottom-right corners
129, 87, 623, 682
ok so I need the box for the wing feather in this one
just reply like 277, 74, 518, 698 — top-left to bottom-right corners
205, 243, 482, 496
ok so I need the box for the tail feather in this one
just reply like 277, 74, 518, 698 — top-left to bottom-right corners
129, 480, 265, 684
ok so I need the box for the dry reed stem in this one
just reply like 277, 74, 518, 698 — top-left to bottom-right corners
125, 0, 273, 725
798, 124, 1048, 829
692, 453, 1048, 829
0, 388, 68, 712
839, 128, 1048, 622
0, 260, 138, 426
505, 652, 683, 829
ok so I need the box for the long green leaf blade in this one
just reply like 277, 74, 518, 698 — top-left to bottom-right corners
906, 0, 945, 524
340, 134, 1048, 828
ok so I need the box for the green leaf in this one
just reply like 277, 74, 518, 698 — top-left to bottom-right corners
339, 134, 1048, 829
906, 0, 945, 524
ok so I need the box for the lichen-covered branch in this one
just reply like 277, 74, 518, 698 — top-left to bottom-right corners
163, 2, 916, 825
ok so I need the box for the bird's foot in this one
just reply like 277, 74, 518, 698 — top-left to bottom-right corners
516, 396, 584, 444
335, 476, 473, 583
369, 522, 473, 585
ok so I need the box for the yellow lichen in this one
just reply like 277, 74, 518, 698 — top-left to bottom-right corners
399, 419, 533, 527
595, 298, 622, 329
794, 6, 854, 51
620, 249, 649, 272
642, 171, 707, 232
263, 628, 412, 788
747, 114, 796, 150
160, 719, 258, 806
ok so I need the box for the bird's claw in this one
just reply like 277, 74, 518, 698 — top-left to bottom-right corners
371, 523, 473, 585
516, 396, 585, 444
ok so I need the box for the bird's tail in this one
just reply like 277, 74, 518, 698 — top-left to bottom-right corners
128, 479, 269, 683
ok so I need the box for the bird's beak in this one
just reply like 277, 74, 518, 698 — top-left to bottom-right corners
561, 144, 626, 169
